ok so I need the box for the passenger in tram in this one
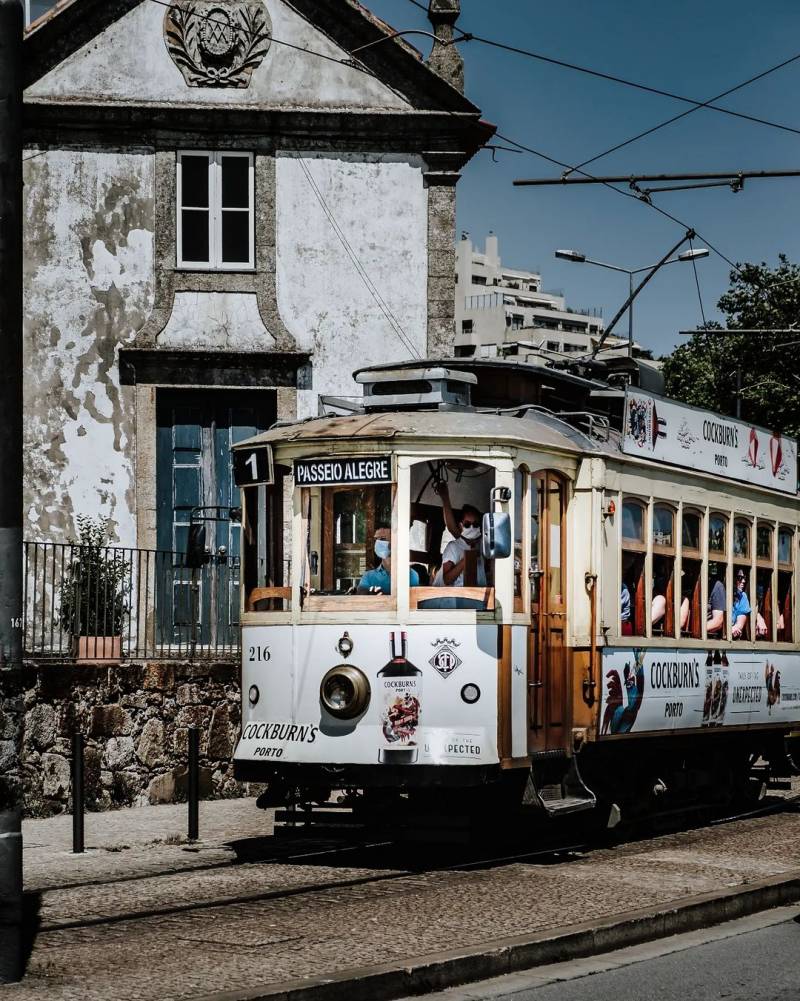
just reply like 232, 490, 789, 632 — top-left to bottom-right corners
357, 527, 419, 595
650, 560, 670, 629
431, 478, 461, 542
755, 584, 770, 638
731, 570, 752, 639
434, 505, 487, 586
620, 580, 632, 635
706, 563, 726, 637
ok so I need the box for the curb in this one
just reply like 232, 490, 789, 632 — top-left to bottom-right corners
195, 870, 800, 1001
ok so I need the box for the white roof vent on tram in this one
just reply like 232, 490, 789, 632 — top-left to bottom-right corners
355, 365, 477, 412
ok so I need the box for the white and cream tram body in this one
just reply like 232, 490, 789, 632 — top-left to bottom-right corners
232, 362, 800, 826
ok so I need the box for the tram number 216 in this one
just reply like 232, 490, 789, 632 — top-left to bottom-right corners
248, 646, 271, 662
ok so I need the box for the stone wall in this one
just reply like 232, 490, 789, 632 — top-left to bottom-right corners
6, 661, 251, 818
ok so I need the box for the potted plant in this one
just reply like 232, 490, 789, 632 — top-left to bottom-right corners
60, 516, 129, 663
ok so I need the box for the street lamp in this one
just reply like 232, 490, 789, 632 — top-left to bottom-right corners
555, 235, 709, 358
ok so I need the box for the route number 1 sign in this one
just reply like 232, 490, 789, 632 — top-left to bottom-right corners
233, 444, 274, 487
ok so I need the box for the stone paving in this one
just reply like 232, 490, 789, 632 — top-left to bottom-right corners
3, 787, 800, 1001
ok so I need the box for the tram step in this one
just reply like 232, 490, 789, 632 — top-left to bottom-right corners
767, 779, 793, 790
528, 752, 597, 818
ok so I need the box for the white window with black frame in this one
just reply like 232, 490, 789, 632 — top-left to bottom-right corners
177, 151, 254, 271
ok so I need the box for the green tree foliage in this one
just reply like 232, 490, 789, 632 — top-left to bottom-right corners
663, 255, 800, 439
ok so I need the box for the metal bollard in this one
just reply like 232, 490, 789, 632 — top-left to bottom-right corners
187, 726, 199, 841
71, 732, 84, 854
0, 808, 23, 983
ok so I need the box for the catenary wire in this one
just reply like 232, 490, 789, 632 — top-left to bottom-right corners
402, 2, 800, 143
464, 34, 800, 151
149, 0, 784, 312
494, 129, 761, 288
568, 49, 800, 174
298, 159, 421, 361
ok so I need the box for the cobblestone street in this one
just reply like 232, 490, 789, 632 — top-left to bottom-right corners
3, 791, 800, 1001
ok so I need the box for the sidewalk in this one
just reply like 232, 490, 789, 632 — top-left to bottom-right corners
4, 789, 800, 1001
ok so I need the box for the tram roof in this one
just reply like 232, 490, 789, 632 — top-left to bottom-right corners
236, 408, 601, 456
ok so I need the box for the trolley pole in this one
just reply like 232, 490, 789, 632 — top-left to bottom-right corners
0, 0, 25, 984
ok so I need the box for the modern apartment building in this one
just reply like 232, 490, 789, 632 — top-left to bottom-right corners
455, 234, 639, 362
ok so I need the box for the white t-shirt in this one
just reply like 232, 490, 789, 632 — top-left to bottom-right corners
434, 537, 486, 587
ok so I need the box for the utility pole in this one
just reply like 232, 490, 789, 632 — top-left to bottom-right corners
0, 0, 24, 984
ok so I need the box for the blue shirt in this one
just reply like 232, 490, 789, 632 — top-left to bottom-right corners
358, 564, 419, 595
732, 588, 751, 621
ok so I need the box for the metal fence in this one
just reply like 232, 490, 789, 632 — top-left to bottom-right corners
23, 541, 241, 662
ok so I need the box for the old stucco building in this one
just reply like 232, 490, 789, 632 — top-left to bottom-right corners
23, 0, 491, 553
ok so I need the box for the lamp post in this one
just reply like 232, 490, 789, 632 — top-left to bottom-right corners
555, 235, 708, 358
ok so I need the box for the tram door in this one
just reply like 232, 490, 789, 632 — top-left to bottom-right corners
528, 471, 568, 753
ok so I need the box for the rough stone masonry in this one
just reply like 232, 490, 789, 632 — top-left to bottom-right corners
4, 660, 252, 817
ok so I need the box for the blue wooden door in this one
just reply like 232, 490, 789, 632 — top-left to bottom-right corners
156, 390, 274, 649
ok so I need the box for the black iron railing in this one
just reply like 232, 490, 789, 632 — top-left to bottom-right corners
23, 541, 241, 661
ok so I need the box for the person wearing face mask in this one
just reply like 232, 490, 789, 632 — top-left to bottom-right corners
357, 526, 419, 595
434, 505, 486, 587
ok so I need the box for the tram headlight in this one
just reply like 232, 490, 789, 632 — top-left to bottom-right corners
320, 665, 371, 720
248, 685, 260, 706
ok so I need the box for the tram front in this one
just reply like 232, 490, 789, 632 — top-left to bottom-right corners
230, 404, 520, 814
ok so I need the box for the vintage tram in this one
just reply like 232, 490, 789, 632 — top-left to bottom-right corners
230, 361, 800, 830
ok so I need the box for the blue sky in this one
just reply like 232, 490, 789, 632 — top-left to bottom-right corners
367, 0, 800, 355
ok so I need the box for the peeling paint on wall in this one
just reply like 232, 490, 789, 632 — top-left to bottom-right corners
158, 292, 276, 349
23, 151, 155, 545
275, 152, 428, 419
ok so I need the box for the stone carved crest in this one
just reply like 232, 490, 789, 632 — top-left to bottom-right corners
164, 0, 272, 88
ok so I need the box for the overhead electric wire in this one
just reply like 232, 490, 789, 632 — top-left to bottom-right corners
464, 34, 800, 150
402, 2, 800, 144
298, 159, 421, 361
567, 49, 800, 174
494, 129, 772, 301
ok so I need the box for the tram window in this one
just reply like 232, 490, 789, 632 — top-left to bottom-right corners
706, 561, 727, 639
243, 469, 290, 612
680, 510, 703, 639
652, 505, 676, 637
622, 500, 644, 544
756, 524, 773, 561
621, 499, 646, 636
778, 527, 793, 642
681, 558, 702, 638
682, 512, 700, 551
529, 477, 540, 606
408, 459, 496, 609
302, 484, 392, 599
755, 523, 774, 641
546, 478, 563, 605
731, 519, 752, 641
733, 519, 750, 559
708, 514, 727, 556
514, 467, 525, 607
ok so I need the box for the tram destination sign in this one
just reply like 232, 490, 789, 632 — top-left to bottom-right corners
294, 455, 393, 487
621, 388, 798, 495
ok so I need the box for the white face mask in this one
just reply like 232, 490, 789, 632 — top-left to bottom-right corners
461, 525, 481, 541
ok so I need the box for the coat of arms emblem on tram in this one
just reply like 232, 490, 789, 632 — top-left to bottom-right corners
429, 640, 463, 680
164, 0, 272, 88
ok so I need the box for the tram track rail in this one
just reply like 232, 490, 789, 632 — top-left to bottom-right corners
33, 793, 800, 935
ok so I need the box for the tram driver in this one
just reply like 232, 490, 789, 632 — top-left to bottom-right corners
434, 505, 487, 587
357, 527, 419, 595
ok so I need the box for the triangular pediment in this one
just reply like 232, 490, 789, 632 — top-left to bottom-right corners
25, 0, 479, 114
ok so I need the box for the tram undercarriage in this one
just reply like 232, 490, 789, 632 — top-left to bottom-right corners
236, 729, 797, 841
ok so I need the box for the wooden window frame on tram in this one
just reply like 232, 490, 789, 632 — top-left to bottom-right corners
612, 494, 799, 650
